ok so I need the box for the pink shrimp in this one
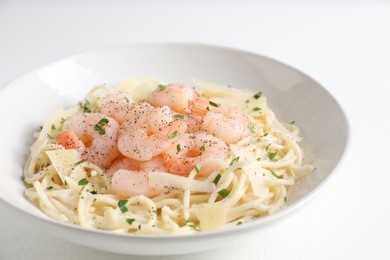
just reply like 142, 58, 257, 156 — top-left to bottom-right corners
117, 104, 187, 161
202, 104, 249, 144
107, 156, 166, 198
100, 92, 135, 125
148, 83, 208, 114
163, 133, 228, 177
57, 113, 120, 168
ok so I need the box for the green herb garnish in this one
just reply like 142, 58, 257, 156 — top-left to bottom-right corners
267, 152, 277, 161
194, 166, 199, 173
138, 224, 141, 230
97, 118, 109, 126
187, 221, 199, 231
199, 145, 205, 151
51, 124, 56, 130
209, 101, 220, 107
118, 200, 128, 213
74, 159, 85, 166
78, 178, 89, 186
174, 114, 184, 119
167, 130, 179, 139
237, 221, 243, 225
46, 186, 53, 190
247, 122, 255, 133
158, 84, 166, 90
229, 156, 240, 166
176, 144, 181, 153
253, 92, 262, 99
245, 100, 249, 104
213, 174, 221, 185
79, 99, 91, 113
93, 124, 106, 135
124, 96, 130, 103
93, 118, 109, 135
90, 191, 97, 194
47, 134, 54, 140
252, 107, 261, 112
270, 170, 281, 179
126, 218, 135, 225
188, 135, 196, 139
218, 189, 230, 198
61, 117, 66, 124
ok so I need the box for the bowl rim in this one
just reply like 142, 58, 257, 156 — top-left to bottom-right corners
0, 42, 351, 240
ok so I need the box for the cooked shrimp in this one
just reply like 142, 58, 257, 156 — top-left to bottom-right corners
107, 156, 166, 197
179, 113, 203, 132
118, 105, 187, 161
106, 156, 166, 178
163, 133, 228, 176
101, 93, 152, 125
111, 170, 164, 198
149, 83, 207, 114
202, 104, 249, 144
58, 113, 120, 168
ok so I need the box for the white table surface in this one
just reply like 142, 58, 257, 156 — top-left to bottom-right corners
1, 1, 390, 259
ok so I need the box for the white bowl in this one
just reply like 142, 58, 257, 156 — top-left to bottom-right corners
0, 43, 349, 255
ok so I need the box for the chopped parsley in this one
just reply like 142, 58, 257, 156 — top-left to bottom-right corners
46, 186, 53, 190
126, 218, 135, 225
158, 84, 166, 91
187, 221, 199, 231
247, 122, 255, 133
229, 156, 240, 166
94, 118, 109, 135
284, 197, 287, 202
118, 200, 128, 213
213, 174, 221, 185
194, 166, 199, 173
218, 189, 230, 198
174, 114, 184, 119
167, 130, 180, 139
188, 135, 196, 139
176, 144, 181, 153
93, 124, 105, 135
209, 101, 220, 107
79, 99, 91, 113
199, 145, 206, 151
237, 221, 243, 225
267, 152, 277, 161
234, 167, 242, 172
74, 159, 85, 166
78, 178, 89, 191
51, 124, 56, 130
138, 224, 141, 230
97, 118, 109, 126
252, 107, 261, 112
245, 100, 249, 104
61, 117, 66, 124
270, 170, 281, 179
93, 198, 97, 203
261, 133, 269, 137
253, 92, 262, 99
47, 134, 54, 140
124, 96, 130, 103
78, 178, 89, 186
90, 191, 97, 194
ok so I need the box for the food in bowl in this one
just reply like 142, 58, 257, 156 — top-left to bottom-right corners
23, 78, 314, 234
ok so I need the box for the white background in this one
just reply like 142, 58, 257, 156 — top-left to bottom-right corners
1, 1, 390, 259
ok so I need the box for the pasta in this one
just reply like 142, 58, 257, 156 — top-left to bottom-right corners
23, 78, 314, 235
